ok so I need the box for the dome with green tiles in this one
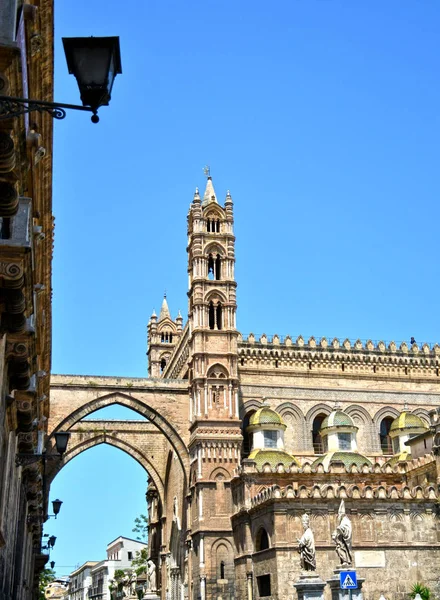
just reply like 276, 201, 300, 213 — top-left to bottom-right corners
384, 450, 410, 467
389, 412, 427, 434
249, 407, 286, 429
311, 451, 372, 471
248, 448, 300, 469
320, 410, 356, 432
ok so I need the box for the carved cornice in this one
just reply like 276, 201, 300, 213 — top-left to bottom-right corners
246, 482, 438, 510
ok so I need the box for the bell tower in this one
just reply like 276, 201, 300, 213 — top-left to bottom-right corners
186, 173, 241, 600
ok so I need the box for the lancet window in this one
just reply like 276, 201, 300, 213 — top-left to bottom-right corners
379, 417, 394, 454
312, 414, 326, 454
161, 331, 173, 343
208, 301, 223, 330
207, 253, 221, 280
206, 218, 220, 233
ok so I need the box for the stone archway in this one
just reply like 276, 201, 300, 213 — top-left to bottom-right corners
46, 422, 167, 501
48, 377, 190, 481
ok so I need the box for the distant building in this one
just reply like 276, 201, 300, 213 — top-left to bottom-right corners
66, 537, 147, 600
45, 578, 69, 599
66, 562, 98, 600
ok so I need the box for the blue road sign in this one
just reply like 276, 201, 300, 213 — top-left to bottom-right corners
340, 571, 357, 590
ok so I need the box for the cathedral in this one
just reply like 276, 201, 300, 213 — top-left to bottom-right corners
143, 174, 440, 600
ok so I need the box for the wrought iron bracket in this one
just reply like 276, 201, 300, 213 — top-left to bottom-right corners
0, 95, 99, 123
15, 452, 62, 467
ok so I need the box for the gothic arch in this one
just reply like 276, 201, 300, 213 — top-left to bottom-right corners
412, 408, 430, 426
46, 433, 165, 501
372, 406, 400, 427
304, 403, 332, 451
48, 391, 189, 482
209, 466, 230, 480
207, 363, 229, 378
204, 242, 226, 257
372, 407, 400, 453
205, 289, 227, 304
345, 404, 374, 453
305, 403, 332, 425
275, 402, 306, 451
240, 398, 263, 419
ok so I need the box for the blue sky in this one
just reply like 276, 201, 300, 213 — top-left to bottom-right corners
48, 0, 440, 576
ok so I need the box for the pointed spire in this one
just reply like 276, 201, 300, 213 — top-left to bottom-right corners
202, 176, 218, 206
193, 187, 201, 205
159, 294, 171, 322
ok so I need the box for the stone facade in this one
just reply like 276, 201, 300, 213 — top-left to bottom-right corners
49, 177, 440, 600
0, 2, 54, 599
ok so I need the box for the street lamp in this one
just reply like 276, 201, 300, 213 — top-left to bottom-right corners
0, 36, 122, 124
54, 432, 70, 456
52, 499, 63, 518
16, 431, 71, 466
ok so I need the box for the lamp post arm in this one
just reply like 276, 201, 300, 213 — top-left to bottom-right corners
0, 95, 98, 122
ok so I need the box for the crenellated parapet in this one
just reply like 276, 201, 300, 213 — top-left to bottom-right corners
238, 333, 440, 378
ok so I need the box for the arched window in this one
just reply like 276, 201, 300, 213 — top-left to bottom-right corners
312, 414, 326, 454
207, 253, 221, 280
220, 560, 225, 579
209, 302, 215, 330
255, 528, 269, 551
242, 410, 255, 457
380, 417, 394, 454
216, 220, 220, 233
216, 303, 222, 330
208, 254, 215, 280
215, 254, 221, 280
160, 358, 167, 373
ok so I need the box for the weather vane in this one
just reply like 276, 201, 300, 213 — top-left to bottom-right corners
203, 165, 211, 178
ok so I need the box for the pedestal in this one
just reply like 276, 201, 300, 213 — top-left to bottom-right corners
294, 572, 326, 600
327, 569, 364, 600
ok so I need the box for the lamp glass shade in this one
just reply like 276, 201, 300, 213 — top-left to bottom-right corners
50, 561, 55, 569
52, 498, 63, 515
49, 535, 56, 548
62, 37, 122, 111
54, 431, 70, 455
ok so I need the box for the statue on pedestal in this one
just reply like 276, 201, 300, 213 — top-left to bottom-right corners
147, 559, 157, 591
332, 500, 353, 567
297, 513, 316, 572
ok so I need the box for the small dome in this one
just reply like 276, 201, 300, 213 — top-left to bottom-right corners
248, 448, 300, 469
311, 451, 372, 470
249, 407, 285, 427
390, 412, 427, 433
321, 410, 354, 431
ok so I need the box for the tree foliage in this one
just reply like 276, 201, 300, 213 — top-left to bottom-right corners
39, 568, 55, 600
132, 514, 148, 543
131, 548, 149, 576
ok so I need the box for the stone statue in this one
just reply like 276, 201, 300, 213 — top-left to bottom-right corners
332, 500, 353, 567
123, 571, 136, 597
147, 559, 157, 591
297, 513, 316, 572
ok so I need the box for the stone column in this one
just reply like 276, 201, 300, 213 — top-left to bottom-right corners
200, 576, 206, 600
246, 572, 253, 600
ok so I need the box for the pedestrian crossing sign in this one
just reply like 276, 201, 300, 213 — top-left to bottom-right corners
340, 571, 357, 589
